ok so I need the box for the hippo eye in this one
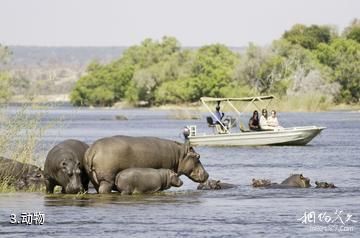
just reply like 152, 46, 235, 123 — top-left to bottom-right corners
61, 162, 67, 168
300, 174, 304, 179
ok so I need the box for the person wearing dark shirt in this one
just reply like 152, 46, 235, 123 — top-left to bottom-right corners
248, 110, 260, 131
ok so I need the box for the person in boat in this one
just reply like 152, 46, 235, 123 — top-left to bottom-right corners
248, 110, 260, 131
267, 110, 280, 127
214, 105, 224, 124
259, 108, 270, 130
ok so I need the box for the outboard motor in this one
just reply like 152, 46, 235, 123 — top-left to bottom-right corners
182, 126, 190, 139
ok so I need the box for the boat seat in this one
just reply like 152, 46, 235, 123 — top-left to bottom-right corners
206, 116, 215, 127
239, 122, 250, 132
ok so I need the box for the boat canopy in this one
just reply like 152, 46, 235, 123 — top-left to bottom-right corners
200, 95, 275, 103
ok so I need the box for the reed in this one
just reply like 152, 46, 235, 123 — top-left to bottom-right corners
0, 105, 54, 192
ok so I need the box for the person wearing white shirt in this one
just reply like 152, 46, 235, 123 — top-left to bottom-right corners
259, 109, 271, 130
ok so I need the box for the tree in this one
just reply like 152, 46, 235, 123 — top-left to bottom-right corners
343, 18, 360, 43
283, 24, 333, 50
315, 39, 360, 103
70, 61, 134, 106
155, 44, 240, 104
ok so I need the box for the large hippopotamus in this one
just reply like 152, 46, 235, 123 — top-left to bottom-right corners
84, 136, 209, 193
44, 139, 89, 194
115, 168, 183, 195
0, 157, 45, 190
197, 179, 237, 190
252, 174, 311, 188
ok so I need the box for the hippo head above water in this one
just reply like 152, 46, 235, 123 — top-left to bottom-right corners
281, 174, 311, 188
177, 146, 209, 183
315, 181, 337, 188
18, 166, 45, 190
168, 170, 183, 187
197, 179, 222, 190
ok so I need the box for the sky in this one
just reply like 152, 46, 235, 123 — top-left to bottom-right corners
0, 0, 359, 47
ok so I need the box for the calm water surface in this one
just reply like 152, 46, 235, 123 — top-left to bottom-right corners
0, 107, 359, 237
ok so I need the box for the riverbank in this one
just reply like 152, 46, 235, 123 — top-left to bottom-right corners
7, 94, 360, 112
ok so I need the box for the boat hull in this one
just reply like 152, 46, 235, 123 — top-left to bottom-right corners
187, 126, 325, 146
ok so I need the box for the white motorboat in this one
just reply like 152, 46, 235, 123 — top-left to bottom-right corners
183, 96, 325, 146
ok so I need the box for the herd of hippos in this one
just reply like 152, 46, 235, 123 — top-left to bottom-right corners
0, 136, 336, 195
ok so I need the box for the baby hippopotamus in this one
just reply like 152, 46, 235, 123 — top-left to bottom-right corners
115, 168, 183, 195
197, 179, 236, 190
44, 139, 89, 194
315, 181, 337, 188
0, 157, 45, 191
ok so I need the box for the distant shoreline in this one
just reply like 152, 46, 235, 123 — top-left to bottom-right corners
6, 94, 360, 112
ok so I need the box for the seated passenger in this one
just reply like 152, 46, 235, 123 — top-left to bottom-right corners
248, 110, 260, 131
214, 105, 224, 124
267, 110, 283, 129
259, 108, 271, 130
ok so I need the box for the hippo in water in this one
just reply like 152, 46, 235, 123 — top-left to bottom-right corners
280, 174, 311, 188
315, 181, 337, 188
0, 157, 45, 190
252, 178, 272, 188
197, 179, 236, 190
84, 136, 209, 193
44, 139, 89, 194
115, 168, 183, 195
252, 174, 311, 188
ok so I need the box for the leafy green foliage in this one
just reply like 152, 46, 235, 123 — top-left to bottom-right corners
316, 39, 360, 103
71, 20, 360, 107
343, 18, 360, 43
283, 24, 332, 50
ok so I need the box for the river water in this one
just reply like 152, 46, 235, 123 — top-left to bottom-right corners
0, 107, 359, 237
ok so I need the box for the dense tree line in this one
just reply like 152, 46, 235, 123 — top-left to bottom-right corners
69, 20, 360, 106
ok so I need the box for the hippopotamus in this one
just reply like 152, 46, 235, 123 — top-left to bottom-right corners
280, 174, 311, 188
252, 174, 311, 188
84, 135, 209, 193
115, 168, 183, 195
197, 179, 236, 190
251, 178, 272, 188
315, 181, 337, 188
44, 139, 89, 194
0, 157, 45, 190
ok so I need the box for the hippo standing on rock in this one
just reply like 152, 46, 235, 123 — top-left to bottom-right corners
44, 139, 89, 194
115, 168, 183, 195
84, 136, 209, 193
0, 157, 45, 190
